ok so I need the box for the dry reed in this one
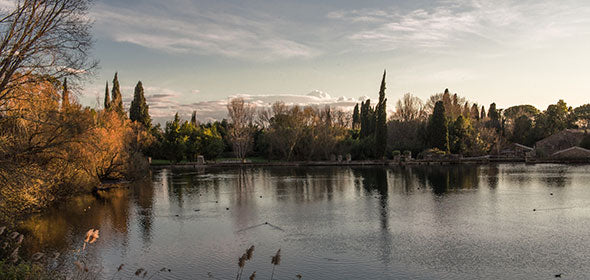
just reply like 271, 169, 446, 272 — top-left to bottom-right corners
237, 245, 255, 280
270, 249, 281, 280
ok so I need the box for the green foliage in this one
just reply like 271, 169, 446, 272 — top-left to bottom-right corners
153, 113, 226, 162
503, 104, 540, 120
347, 137, 376, 160
573, 104, 590, 129
162, 113, 186, 163
510, 115, 534, 146
387, 119, 427, 157
428, 101, 449, 152
448, 115, 485, 156
129, 81, 151, 128
531, 100, 577, 141
360, 100, 375, 139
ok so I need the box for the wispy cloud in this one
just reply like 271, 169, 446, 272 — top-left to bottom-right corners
329, 0, 590, 52
92, 1, 317, 61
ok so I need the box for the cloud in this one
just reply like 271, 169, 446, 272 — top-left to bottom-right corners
144, 89, 365, 124
328, 0, 590, 52
92, 1, 317, 61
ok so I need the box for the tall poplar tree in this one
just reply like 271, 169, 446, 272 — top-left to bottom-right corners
129, 81, 151, 127
104, 81, 110, 110
375, 70, 387, 158
111, 72, 124, 114
428, 101, 449, 152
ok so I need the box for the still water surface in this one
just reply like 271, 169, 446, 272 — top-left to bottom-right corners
19, 164, 590, 279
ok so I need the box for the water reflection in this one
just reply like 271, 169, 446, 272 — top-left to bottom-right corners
17, 164, 590, 280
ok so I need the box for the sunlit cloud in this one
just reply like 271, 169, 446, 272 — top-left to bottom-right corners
146, 89, 366, 124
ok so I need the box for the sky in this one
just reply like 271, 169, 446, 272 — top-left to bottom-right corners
81, 0, 590, 122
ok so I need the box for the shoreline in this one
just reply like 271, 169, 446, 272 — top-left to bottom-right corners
150, 158, 590, 169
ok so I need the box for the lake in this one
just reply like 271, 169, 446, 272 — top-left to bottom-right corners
19, 164, 590, 279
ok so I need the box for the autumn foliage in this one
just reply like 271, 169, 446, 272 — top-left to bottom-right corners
0, 77, 152, 223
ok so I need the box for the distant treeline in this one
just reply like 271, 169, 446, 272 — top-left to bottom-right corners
138, 72, 590, 162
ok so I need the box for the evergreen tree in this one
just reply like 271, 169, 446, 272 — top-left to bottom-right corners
352, 103, 360, 129
190, 110, 198, 126
111, 72, 124, 114
480, 105, 486, 120
488, 103, 498, 119
61, 78, 69, 108
360, 99, 375, 138
428, 101, 449, 152
129, 81, 151, 127
471, 104, 480, 120
163, 112, 185, 162
511, 115, 533, 145
104, 81, 110, 110
487, 103, 501, 132
360, 100, 370, 138
375, 70, 387, 158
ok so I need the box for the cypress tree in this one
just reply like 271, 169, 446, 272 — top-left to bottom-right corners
471, 104, 479, 120
428, 101, 449, 152
104, 81, 110, 110
480, 105, 486, 120
360, 100, 366, 137
488, 103, 498, 119
487, 102, 501, 132
62, 78, 69, 108
111, 72, 124, 114
375, 70, 387, 158
352, 103, 360, 129
360, 99, 373, 138
129, 81, 151, 127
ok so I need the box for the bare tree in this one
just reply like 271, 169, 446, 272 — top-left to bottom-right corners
227, 98, 256, 162
393, 93, 425, 122
0, 0, 97, 111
